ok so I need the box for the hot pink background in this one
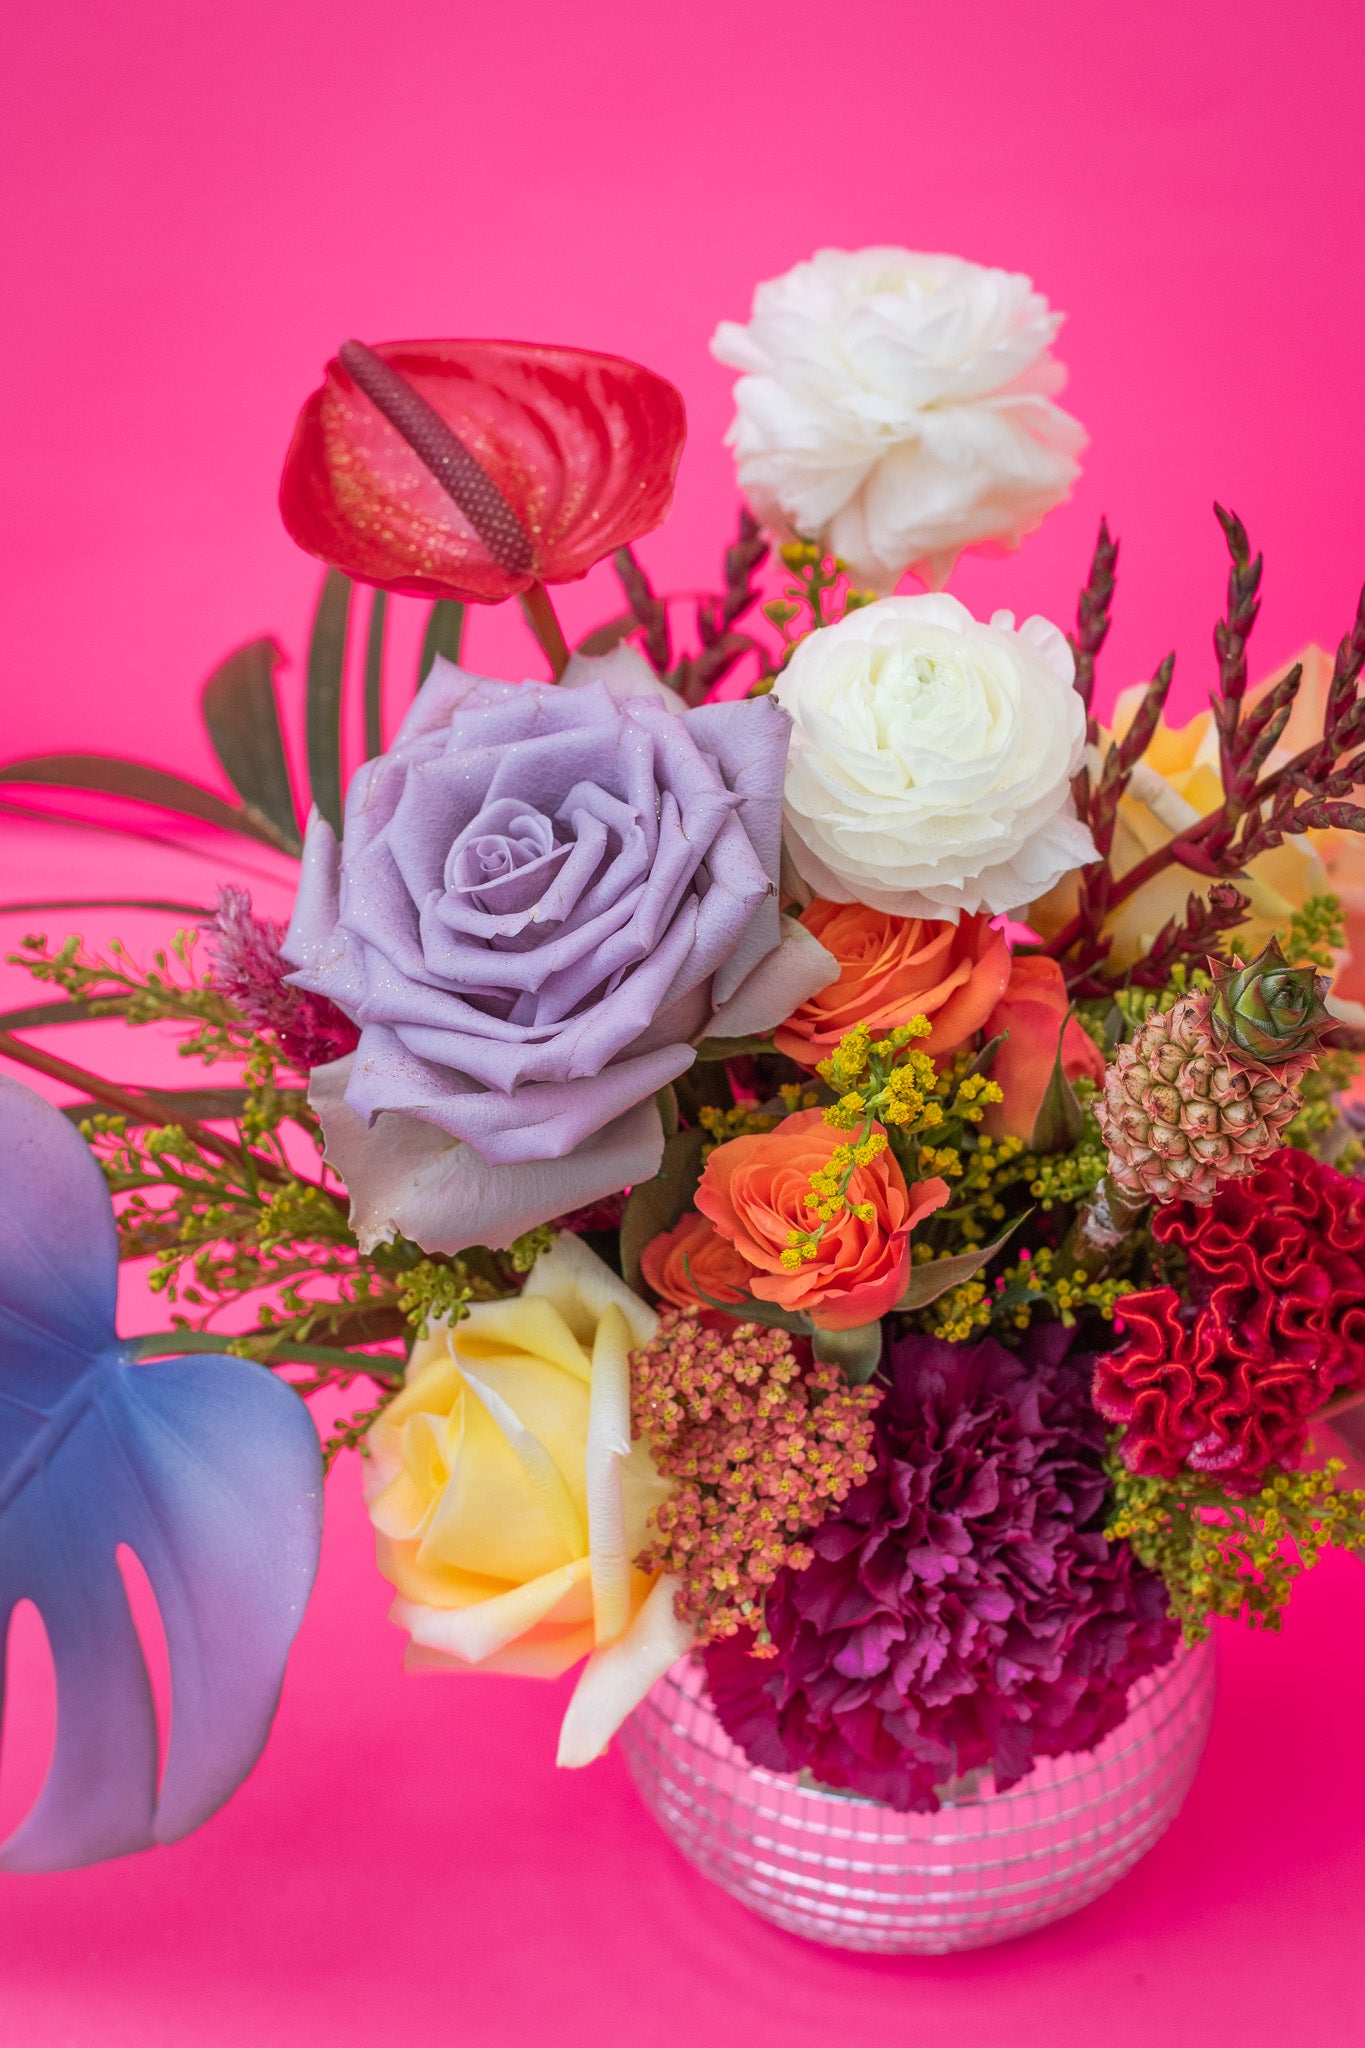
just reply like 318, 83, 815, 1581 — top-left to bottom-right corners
4, 1, 1365, 2041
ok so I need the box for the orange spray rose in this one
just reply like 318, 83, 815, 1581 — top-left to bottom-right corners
980, 956, 1107, 1142
774, 903, 1011, 1069
694, 1109, 950, 1330
640, 1212, 755, 1312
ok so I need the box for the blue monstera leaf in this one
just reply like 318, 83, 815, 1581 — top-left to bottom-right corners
0, 1073, 323, 1870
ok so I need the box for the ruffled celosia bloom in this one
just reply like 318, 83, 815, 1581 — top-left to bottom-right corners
280, 338, 687, 605
629, 1311, 880, 1644
205, 885, 358, 1070
1096, 1147, 1365, 1490
711, 247, 1084, 592
773, 902, 1010, 1069
365, 1234, 690, 1767
284, 666, 836, 1255
773, 595, 1094, 920
694, 1108, 949, 1329
705, 1327, 1178, 1811
980, 955, 1107, 1142
639, 1210, 754, 1311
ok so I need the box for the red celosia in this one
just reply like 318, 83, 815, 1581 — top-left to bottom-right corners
1095, 1146, 1365, 1490
206, 886, 359, 1071
279, 338, 687, 605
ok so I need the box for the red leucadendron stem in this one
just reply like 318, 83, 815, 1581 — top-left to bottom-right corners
1044, 830, 1212, 960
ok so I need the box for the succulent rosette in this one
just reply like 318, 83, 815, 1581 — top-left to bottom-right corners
705, 1327, 1179, 1810
283, 662, 837, 1254
1208, 941, 1331, 1062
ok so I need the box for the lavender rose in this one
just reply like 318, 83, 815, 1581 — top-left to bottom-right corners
283, 658, 835, 1254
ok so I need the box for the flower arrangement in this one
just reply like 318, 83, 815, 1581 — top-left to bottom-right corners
4, 247, 1365, 1869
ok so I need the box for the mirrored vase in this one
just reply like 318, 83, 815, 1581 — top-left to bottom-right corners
620, 1639, 1216, 1954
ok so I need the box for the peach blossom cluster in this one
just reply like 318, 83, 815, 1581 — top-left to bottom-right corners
630, 1312, 880, 1650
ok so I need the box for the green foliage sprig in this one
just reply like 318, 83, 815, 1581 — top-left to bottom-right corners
761, 541, 877, 669
1105, 1450, 1365, 1639
6, 927, 530, 1463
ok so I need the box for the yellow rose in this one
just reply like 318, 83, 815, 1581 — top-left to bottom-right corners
1029, 672, 1327, 970
364, 1234, 690, 1766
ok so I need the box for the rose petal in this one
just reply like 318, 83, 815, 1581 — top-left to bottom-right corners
393, 1557, 592, 1666
555, 1574, 694, 1767
703, 914, 839, 1041
560, 644, 685, 711
309, 1055, 665, 1255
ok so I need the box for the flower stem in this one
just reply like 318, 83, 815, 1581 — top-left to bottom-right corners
131, 1330, 404, 1378
520, 581, 571, 680
0, 1026, 344, 1207
1057, 1173, 1148, 1280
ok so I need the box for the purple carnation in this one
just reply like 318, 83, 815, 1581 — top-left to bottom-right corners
705, 1324, 1179, 1812
281, 657, 835, 1256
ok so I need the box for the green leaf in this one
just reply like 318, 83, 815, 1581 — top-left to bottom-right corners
60, 1085, 253, 1127
364, 590, 388, 760
576, 613, 637, 657
681, 1263, 815, 1337
892, 1218, 1028, 1312
655, 1082, 680, 1141
966, 1032, 1006, 1079
619, 1127, 706, 1292
130, 1331, 394, 1372
0, 897, 208, 918
811, 1322, 882, 1384
691, 1034, 776, 1061
1029, 1017, 1086, 1153
306, 570, 352, 835
416, 599, 466, 690
0, 756, 291, 852
200, 639, 302, 855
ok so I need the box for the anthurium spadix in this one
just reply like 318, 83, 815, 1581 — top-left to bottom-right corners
0, 1074, 323, 1870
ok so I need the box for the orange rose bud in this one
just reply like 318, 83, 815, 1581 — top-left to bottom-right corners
980, 956, 1107, 1142
639, 1211, 755, 1312
773, 903, 1011, 1070
695, 1109, 950, 1331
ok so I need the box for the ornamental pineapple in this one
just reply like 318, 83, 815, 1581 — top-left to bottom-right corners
1099, 941, 1331, 1207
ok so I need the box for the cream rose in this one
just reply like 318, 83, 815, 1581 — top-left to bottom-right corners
364, 1234, 690, 1766
711, 247, 1085, 592
774, 594, 1095, 919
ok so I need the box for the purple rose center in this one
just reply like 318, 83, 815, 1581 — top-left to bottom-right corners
447, 800, 573, 922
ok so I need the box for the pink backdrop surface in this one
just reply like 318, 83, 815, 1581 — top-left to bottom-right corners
4, 1, 1365, 2041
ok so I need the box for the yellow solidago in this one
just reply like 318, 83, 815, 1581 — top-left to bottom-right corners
1106, 1452, 1365, 1640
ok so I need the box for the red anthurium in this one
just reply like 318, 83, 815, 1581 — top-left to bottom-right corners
279, 338, 687, 607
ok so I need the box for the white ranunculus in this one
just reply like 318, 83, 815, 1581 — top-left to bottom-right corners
773, 594, 1096, 920
712, 248, 1085, 593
